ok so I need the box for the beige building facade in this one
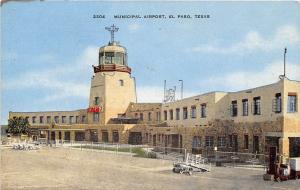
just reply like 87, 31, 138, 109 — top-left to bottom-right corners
8, 29, 300, 158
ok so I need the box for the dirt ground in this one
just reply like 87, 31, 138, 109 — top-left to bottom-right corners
1, 146, 299, 190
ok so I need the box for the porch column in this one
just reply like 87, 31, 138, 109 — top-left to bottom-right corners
55, 131, 59, 144
61, 131, 65, 142
70, 131, 75, 142
279, 137, 289, 164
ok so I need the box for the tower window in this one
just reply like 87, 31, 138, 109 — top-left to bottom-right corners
242, 99, 248, 116
183, 107, 188, 120
54, 116, 59, 123
39, 116, 44, 124
201, 104, 207, 118
176, 108, 180, 120
164, 110, 167, 120
47, 116, 51, 123
287, 93, 297, 113
94, 97, 100, 105
190, 106, 197, 118
119, 80, 124, 86
253, 97, 261, 115
93, 113, 99, 122
273, 93, 281, 113
82, 116, 86, 123
231, 100, 238, 117
32, 116, 36, 124
69, 116, 74, 123
62, 116, 66, 123
169, 110, 173, 120
148, 112, 152, 121
100, 52, 124, 65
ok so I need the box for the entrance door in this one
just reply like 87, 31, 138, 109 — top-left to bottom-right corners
75, 132, 85, 141
233, 135, 238, 152
112, 131, 119, 143
90, 130, 98, 142
128, 132, 142, 145
59, 132, 62, 141
253, 136, 260, 153
102, 131, 109, 142
171, 134, 179, 148
153, 135, 156, 146
51, 132, 55, 141
64, 132, 70, 141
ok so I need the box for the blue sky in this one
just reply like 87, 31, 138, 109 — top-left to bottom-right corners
1, 1, 300, 124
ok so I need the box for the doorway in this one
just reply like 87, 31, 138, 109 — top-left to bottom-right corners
233, 134, 238, 152
253, 135, 260, 153
102, 131, 109, 142
128, 132, 142, 145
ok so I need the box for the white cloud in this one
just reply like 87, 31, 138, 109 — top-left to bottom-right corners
191, 25, 300, 54
3, 46, 99, 102
201, 61, 300, 91
128, 23, 141, 31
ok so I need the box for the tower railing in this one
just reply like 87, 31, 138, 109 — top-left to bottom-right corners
93, 64, 131, 74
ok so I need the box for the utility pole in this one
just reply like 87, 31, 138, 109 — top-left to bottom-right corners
179, 80, 183, 99
284, 47, 287, 77
163, 80, 166, 103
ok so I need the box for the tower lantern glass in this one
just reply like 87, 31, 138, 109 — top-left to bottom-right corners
94, 25, 131, 74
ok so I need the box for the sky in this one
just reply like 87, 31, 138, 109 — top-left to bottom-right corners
1, 1, 300, 124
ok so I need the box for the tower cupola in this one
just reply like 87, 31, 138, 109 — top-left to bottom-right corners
93, 24, 131, 74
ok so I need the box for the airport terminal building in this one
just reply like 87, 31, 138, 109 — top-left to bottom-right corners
9, 27, 300, 158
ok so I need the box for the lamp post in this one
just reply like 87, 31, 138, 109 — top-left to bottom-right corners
179, 80, 183, 99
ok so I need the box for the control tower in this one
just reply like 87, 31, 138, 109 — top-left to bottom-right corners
88, 25, 137, 124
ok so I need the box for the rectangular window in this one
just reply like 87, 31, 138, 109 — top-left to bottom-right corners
140, 113, 143, 121
273, 93, 282, 113
217, 137, 226, 147
148, 112, 152, 121
169, 110, 173, 120
244, 135, 249, 149
32, 116, 36, 124
242, 99, 248, 116
156, 112, 160, 121
54, 116, 59, 123
62, 116, 66, 123
192, 136, 201, 148
94, 97, 100, 105
176, 108, 180, 120
253, 97, 261, 115
135, 113, 138, 118
287, 94, 297, 113
39, 116, 44, 124
183, 107, 188, 120
205, 136, 214, 147
190, 106, 196, 118
69, 116, 74, 123
93, 112, 99, 122
119, 79, 124, 86
231, 100, 238, 117
25, 117, 29, 122
201, 104, 206, 118
46, 116, 51, 123
164, 110, 167, 120
81, 115, 86, 123
75, 116, 79, 123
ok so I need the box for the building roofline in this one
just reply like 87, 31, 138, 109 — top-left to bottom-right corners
9, 109, 87, 114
